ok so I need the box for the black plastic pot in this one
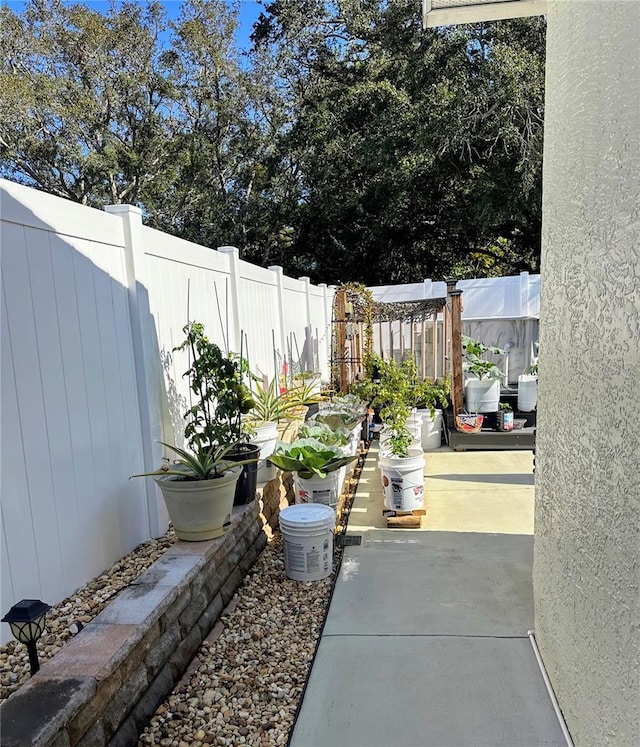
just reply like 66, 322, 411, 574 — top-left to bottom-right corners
227, 443, 260, 506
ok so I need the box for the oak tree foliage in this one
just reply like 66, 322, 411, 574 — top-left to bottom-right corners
0, 0, 546, 284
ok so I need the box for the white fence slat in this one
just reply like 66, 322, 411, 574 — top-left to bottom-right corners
1, 290, 40, 611
48, 233, 105, 577
72, 245, 123, 570
24, 227, 86, 595
1, 223, 66, 602
1, 511, 15, 606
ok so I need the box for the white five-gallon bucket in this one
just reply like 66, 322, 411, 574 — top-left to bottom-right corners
279, 504, 335, 581
417, 409, 443, 450
378, 452, 425, 512
251, 421, 279, 483
294, 471, 341, 508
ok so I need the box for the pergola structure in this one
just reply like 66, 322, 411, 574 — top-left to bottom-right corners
331, 281, 465, 414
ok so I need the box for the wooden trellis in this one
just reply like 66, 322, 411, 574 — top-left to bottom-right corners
331, 281, 464, 412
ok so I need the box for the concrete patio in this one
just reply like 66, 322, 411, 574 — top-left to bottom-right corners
289, 443, 569, 746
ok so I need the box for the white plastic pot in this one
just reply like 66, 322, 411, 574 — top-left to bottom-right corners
378, 451, 425, 512
517, 375, 538, 412
294, 471, 341, 508
251, 421, 279, 484
464, 379, 500, 413
417, 409, 443, 450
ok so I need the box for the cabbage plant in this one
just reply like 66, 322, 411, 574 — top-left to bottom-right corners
269, 438, 357, 479
298, 422, 350, 447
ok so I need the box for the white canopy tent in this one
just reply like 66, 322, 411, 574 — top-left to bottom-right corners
368, 273, 539, 384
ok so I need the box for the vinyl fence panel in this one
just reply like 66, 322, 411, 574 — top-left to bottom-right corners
1, 183, 151, 642
1, 181, 333, 642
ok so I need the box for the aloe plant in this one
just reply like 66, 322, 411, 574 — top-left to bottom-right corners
269, 438, 357, 479
130, 441, 255, 482
247, 378, 297, 424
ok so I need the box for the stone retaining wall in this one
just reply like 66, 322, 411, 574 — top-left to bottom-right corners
0, 478, 285, 747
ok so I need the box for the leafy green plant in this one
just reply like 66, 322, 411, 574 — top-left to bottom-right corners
413, 377, 451, 417
524, 341, 539, 376
462, 335, 505, 382
174, 322, 255, 452
385, 427, 414, 458
269, 439, 357, 479
314, 411, 363, 431
298, 422, 350, 447
247, 378, 296, 425
282, 378, 324, 408
353, 355, 449, 421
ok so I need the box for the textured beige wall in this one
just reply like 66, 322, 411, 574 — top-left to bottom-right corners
533, 1, 640, 745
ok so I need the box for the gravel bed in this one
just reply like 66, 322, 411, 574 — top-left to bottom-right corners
139, 532, 337, 747
0, 455, 363, 743
0, 529, 338, 745
0, 531, 177, 704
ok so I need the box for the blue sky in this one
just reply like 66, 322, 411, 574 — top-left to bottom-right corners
1, 0, 264, 50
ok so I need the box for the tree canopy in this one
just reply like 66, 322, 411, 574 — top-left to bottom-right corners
0, 0, 546, 285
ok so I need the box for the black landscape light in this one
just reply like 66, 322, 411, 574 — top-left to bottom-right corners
2, 599, 51, 675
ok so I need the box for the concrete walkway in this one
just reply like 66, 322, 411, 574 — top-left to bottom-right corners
289, 444, 567, 747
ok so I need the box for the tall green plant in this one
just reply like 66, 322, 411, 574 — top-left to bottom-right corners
174, 322, 255, 452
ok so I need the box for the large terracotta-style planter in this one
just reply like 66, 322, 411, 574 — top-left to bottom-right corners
154, 466, 241, 541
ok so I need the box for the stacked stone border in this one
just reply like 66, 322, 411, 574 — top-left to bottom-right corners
0, 477, 286, 747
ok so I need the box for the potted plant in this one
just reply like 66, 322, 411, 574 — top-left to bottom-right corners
377, 419, 425, 513
298, 420, 354, 495
173, 322, 259, 507
269, 438, 357, 508
413, 377, 451, 450
297, 421, 350, 450
131, 442, 243, 541
462, 335, 505, 414
279, 377, 324, 436
245, 377, 297, 481
315, 393, 368, 450
130, 322, 262, 538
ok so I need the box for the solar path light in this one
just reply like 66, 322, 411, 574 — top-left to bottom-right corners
2, 599, 51, 675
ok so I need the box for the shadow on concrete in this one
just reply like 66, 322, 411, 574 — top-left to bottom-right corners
429, 472, 534, 485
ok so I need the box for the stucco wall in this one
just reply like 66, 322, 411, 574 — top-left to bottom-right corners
533, 2, 640, 746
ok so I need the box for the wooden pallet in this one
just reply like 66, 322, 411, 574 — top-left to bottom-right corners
383, 508, 426, 529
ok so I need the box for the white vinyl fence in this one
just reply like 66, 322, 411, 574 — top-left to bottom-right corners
0, 180, 333, 641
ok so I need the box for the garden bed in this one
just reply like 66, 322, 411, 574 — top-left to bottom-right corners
1, 454, 364, 747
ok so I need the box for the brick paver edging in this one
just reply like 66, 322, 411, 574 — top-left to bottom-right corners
0, 477, 285, 747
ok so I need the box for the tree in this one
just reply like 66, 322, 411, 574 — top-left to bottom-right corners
1, 0, 546, 284
0, 0, 281, 260
0, 0, 171, 206
252, 0, 546, 284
